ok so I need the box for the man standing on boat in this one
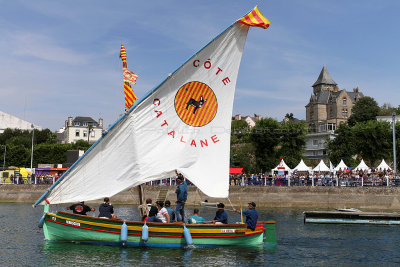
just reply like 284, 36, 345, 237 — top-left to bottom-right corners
233, 202, 258, 230
175, 171, 187, 223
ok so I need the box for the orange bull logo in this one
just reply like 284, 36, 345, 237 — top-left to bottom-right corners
174, 81, 217, 127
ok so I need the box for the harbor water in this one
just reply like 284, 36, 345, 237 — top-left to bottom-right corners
1, 203, 400, 266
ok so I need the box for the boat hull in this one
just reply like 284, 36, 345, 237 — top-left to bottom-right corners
43, 212, 276, 248
304, 211, 400, 225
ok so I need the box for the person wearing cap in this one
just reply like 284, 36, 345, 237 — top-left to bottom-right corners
233, 202, 258, 230
164, 200, 176, 222
175, 170, 188, 223
147, 201, 170, 223
211, 203, 228, 224
67, 201, 95, 216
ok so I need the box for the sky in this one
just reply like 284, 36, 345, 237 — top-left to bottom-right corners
1, 0, 400, 131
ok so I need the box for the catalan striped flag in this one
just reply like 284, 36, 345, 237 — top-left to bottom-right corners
237, 6, 270, 29
120, 44, 138, 110
120, 45, 127, 66
124, 82, 137, 110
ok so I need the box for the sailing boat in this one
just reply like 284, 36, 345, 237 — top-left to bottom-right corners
34, 6, 276, 247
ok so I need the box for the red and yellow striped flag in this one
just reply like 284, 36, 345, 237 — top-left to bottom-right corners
124, 82, 137, 110
120, 44, 139, 110
120, 45, 127, 65
237, 6, 270, 29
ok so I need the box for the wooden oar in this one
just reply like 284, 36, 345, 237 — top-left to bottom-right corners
239, 197, 243, 224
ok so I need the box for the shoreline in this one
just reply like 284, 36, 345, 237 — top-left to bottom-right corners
1, 185, 400, 210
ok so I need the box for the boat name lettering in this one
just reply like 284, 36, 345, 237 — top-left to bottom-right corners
192, 59, 230, 86
66, 220, 80, 226
221, 229, 235, 233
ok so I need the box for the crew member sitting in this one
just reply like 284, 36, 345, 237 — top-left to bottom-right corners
67, 201, 95, 215
164, 200, 176, 222
98, 197, 115, 219
211, 203, 228, 224
188, 208, 205, 224
147, 201, 170, 223
233, 201, 258, 230
139, 198, 158, 221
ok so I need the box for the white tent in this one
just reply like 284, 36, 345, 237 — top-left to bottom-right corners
272, 159, 292, 173
313, 160, 330, 172
376, 159, 392, 171
355, 159, 370, 171
293, 159, 312, 172
334, 160, 348, 171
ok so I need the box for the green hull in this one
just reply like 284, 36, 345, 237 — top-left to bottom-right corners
42, 212, 276, 248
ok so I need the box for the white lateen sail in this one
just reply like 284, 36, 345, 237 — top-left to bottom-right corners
35, 7, 270, 205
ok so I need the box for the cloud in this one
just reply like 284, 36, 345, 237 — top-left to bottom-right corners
7, 31, 86, 64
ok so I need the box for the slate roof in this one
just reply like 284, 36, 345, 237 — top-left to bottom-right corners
312, 66, 337, 87
73, 116, 97, 123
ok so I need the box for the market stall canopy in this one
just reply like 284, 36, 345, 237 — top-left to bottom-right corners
355, 159, 370, 171
293, 159, 312, 172
272, 159, 292, 173
313, 160, 330, 172
334, 160, 348, 171
229, 168, 243, 174
376, 159, 391, 171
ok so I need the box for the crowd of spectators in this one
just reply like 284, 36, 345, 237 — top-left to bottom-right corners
229, 168, 398, 187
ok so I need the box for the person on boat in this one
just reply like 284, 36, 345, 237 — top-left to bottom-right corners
67, 201, 95, 215
211, 203, 228, 224
175, 171, 187, 223
140, 198, 158, 221
164, 200, 176, 222
147, 201, 170, 223
188, 208, 205, 224
98, 197, 115, 219
233, 202, 258, 231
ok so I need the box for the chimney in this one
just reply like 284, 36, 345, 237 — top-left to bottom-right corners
235, 114, 241, 120
353, 87, 359, 93
68, 117, 73, 127
98, 118, 103, 128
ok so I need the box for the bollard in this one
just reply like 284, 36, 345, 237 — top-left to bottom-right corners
142, 223, 149, 242
120, 221, 128, 244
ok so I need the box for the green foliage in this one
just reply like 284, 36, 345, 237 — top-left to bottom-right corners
347, 96, 380, 126
352, 120, 392, 167
0, 128, 89, 167
278, 121, 307, 168
231, 120, 250, 144
230, 143, 257, 173
328, 124, 357, 166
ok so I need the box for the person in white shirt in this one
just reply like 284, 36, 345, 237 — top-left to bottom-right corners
147, 201, 170, 223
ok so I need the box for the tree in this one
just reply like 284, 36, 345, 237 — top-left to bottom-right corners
327, 123, 357, 166
352, 120, 392, 167
278, 120, 307, 168
250, 118, 281, 172
231, 120, 250, 144
230, 143, 257, 173
347, 96, 380, 126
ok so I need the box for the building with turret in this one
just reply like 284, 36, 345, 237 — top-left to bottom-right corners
304, 66, 364, 158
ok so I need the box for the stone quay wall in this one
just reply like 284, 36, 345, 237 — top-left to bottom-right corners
1, 185, 400, 210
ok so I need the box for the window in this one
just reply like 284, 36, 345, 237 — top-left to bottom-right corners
319, 123, 326, 132
74, 122, 80, 126
75, 130, 80, 137
83, 122, 88, 126
91, 131, 95, 137
343, 98, 347, 106
313, 140, 318, 146
327, 123, 336, 131
83, 130, 87, 137
342, 109, 348, 118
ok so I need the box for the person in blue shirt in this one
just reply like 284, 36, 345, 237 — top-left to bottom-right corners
212, 203, 228, 224
175, 171, 188, 222
188, 208, 205, 224
164, 200, 176, 222
233, 201, 258, 230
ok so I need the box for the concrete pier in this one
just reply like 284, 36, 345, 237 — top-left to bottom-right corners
2, 185, 400, 210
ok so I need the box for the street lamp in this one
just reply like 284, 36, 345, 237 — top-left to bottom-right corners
30, 124, 35, 184
393, 112, 397, 179
2, 145, 6, 170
